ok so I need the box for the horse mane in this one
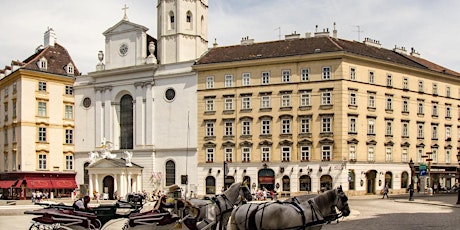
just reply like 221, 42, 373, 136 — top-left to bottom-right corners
312, 189, 336, 206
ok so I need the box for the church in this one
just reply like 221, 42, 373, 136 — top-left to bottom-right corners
74, 0, 208, 199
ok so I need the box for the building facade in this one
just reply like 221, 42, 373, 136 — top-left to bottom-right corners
0, 28, 79, 199
194, 31, 460, 196
74, 0, 207, 198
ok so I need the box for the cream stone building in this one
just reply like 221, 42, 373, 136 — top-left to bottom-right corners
194, 30, 460, 196
0, 28, 79, 199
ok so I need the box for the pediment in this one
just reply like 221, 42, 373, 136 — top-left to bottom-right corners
88, 158, 142, 169
103, 20, 148, 36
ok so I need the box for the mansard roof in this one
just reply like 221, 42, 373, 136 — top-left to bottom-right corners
196, 36, 459, 77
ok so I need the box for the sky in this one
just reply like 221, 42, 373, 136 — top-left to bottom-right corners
1, 0, 460, 75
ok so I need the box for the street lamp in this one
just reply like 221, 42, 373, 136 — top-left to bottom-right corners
408, 158, 414, 201
456, 151, 460, 205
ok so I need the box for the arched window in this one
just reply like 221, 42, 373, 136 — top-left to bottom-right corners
186, 11, 193, 29
299, 175, 311, 192
165, 160, 176, 186
243, 175, 251, 188
83, 162, 90, 185
401, 171, 409, 188
385, 172, 393, 188
224, 176, 235, 190
200, 16, 204, 35
282, 175, 290, 192
320, 175, 333, 192
169, 11, 175, 30
120, 94, 133, 149
206, 176, 216, 195
348, 170, 356, 190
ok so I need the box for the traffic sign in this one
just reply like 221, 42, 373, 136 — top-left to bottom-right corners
419, 164, 427, 170
420, 169, 427, 176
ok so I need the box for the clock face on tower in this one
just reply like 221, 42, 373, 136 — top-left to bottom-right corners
119, 43, 129, 56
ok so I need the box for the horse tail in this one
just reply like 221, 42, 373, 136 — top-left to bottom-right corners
227, 209, 238, 230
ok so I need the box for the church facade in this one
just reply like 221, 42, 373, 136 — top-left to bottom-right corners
74, 0, 208, 198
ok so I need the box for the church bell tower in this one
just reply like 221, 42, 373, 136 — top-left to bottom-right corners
157, 0, 208, 65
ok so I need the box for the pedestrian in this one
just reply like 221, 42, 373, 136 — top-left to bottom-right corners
32, 190, 36, 203
382, 184, 389, 199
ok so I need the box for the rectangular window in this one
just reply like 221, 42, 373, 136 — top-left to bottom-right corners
321, 145, 332, 161
3, 103, 6, 121
242, 147, 251, 162
65, 105, 73, 119
418, 80, 424, 92
417, 148, 423, 163
12, 82, 16, 93
386, 120, 393, 136
322, 66, 331, 80
242, 121, 251, 135
417, 123, 424, 138
446, 86, 451, 97
12, 151, 16, 170
403, 77, 408, 89
65, 86, 73, 95
38, 101, 47, 117
446, 105, 452, 118
432, 103, 438, 116
300, 146, 311, 161
301, 68, 310, 81
3, 153, 7, 171
242, 97, 251, 109
261, 72, 270, 85
432, 149, 438, 163
300, 92, 311, 106
261, 96, 270, 108
386, 95, 393, 110
321, 91, 332, 105
432, 124, 438, 139
38, 127, 47, 142
368, 93, 376, 108
349, 90, 357, 106
12, 101, 16, 118
369, 71, 375, 84
242, 73, 251, 86
225, 148, 233, 162
418, 100, 424, 115
386, 75, 392, 87
65, 129, 73, 144
38, 82, 47, 91
262, 147, 270, 162
281, 146, 291, 162
368, 119, 375, 134
402, 148, 408, 163
433, 83, 438, 95
350, 67, 356, 80
225, 121, 234, 136
402, 121, 409, 137
261, 120, 271, 134
65, 155, 73, 170
205, 99, 214, 111
224, 98, 234, 110
281, 94, 291, 107
446, 126, 452, 139
281, 119, 291, 134
321, 116, 332, 133
368, 146, 375, 161
38, 154, 47, 170
402, 98, 409, 113
206, 122, 214, 136
300, 117, 310, 133
446, 149, 451, 163
349, 117, 357, 133
206, 148, 214, 163
206, 76, 214, 89
225, 75, 233, 87
282, 70, 290, 83
349, 145, 356, 160
385, 147, 392, 162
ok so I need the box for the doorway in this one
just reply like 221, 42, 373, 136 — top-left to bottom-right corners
103, 176, 114, 200
366, 170, 377, 194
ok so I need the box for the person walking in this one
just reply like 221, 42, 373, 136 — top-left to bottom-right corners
382, 184, 389, 199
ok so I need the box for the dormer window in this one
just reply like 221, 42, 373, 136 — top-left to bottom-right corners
38, 57, 47, 70
65, 63, 74, 75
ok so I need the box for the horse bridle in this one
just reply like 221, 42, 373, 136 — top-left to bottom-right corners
327, 190, 348, 223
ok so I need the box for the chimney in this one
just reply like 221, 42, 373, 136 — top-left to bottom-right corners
363, 37, 381, 48
314, 28, 330, 37
410, 47, 420, 57
285, 31, 301, 40
305, 32, 311, 38
332, 22, 337, 39
393, 45, 407, 54
241, 36, 254, 45
213, 38, 218, 48
44, 27, 57, 47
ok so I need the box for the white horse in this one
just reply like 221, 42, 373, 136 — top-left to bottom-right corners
227, 186, 350, 230
189, 181, 253, 230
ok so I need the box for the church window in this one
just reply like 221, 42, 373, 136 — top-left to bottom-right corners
120, 94, 133, 149
165, 160, 176, 186
169, 11, 175, 30
186, 11, 193, 29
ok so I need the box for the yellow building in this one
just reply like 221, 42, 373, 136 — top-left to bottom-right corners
0, 29, 79, 199
194, 31, 460, 196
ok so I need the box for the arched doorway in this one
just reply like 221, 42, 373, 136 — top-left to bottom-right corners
224, 176, 235, 190
385, 172, 393, 188
258, 168, 275, 191
282, 175, 290, 192
348, 170, 356, 191
366, 170, 377, 194
120, 94, 133, 149
401, 171, 409, 189
165, 160, 176, 186
299, 175, 311, 192
205, 176, 216, 195
243, 175, 251, 188
103, 176, 114, 200
320, 175, 333, 192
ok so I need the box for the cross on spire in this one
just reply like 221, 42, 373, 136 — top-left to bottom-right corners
122, 4, 129, 20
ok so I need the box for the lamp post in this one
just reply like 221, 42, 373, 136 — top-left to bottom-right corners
456, 151, 460, 204
408, 158, 414, 201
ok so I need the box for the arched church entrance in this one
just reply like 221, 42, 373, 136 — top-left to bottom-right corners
103, 176, 114, 200
258, 168, 275, 191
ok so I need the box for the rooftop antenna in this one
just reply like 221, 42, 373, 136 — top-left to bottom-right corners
275, 27, 281, 40
353, 25, 364, 41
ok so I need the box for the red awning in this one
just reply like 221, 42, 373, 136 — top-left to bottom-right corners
50, 178, 77, 189
0, 180, 16, 189
25, 178, 52, 189
15, 180, 23, 188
